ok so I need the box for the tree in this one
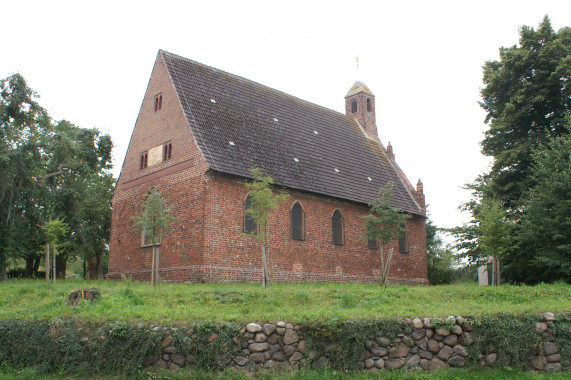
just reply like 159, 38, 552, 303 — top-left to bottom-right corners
362, 182, 411, 285
0, 74, 51, 281
42, 218, 69, 284
518, 134, 571, 283
0, 74, 114, 281
426, 216, 459, 285
132, 186, 177, 286
244, 168, 289, 289
478, 198, 514, 286
479, 16, 570, 210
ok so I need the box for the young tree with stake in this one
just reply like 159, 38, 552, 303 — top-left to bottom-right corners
244, 168, 289, 289
362, 182, 410, 285
132, 186, 177, 286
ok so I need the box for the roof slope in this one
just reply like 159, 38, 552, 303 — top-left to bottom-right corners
162, 51, 422, 215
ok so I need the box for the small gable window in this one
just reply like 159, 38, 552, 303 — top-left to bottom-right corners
368, 239, 378, 249
399, 228, 409, 253
351, 100, 357, 113
332, 209, 345, 245
291, 201, 305, 241
140, 152, 148, 170
244, 194, 257, 234
163, 142, 172, 161
142, 227, 161, 247
154, 94, 163, 112
367, 98, 372, 112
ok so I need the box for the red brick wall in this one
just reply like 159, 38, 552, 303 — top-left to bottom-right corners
200, 173, 427, 284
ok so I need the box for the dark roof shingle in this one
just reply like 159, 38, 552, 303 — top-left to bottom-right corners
162, 51, 422, 215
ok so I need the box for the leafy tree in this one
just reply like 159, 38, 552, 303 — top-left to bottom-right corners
244, 168, 289, 289
0, 74, 114, 281
480, 16, 570, 210
42, 218, 69, 284
426, 217, 459, 285
478, 198, 514, 286
518, 135, 571, 283
132, 186, 177, 286
362, 182, 410, 285
0, 74, 50, 281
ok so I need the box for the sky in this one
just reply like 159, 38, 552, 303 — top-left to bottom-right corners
2, 0, 570, 234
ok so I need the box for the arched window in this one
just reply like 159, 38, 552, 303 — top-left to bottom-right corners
351, 100, 357, 113
163, 142, 172, 161
167, 143, 172, 159
332, 209, 345, 245
291, 201, 305, 241
367, 98, 372, 112
244, 194, 256, 234
158, 94, 163, 110
154, 97, 159, 112
399, 228, 409, 253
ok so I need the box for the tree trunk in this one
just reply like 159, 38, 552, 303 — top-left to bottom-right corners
24, 255, 35, 278
261, 246, 267, 289
45, 243, 50, 284
82, 258, 87, 279
0, 253, 7, 282
95, 252, 103, 279
155, 247, 160, 285
151, 246, 155, 286
56, 255, 66, 279
87, 256, 97, 279
52, 245, 56, 285
33, 256, 41, 277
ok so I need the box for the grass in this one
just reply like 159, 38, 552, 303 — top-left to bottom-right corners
0, 280, 570, 324
0, 368, 570, 380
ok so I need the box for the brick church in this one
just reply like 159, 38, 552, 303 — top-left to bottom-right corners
107, 50, 428, 284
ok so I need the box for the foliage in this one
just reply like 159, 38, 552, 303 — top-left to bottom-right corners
426, 216, 459, 285
469, 313, 539, 369
517, 134, 571, 283
0, 74, 114, 281
1, 280, 570, 323
244, 168, 289, 288
479, 16, 570, 209
132, 186, 177, 286
362, 182, 410, 285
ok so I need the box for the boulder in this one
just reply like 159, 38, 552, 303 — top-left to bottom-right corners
385, 358, 406, 370
405, 354, 421, 367
283, 329, 300, 345
543, 342, 558, 356
443, 334, 458, 346
246, 323, 263, 333
437, 346, 454, 361
289, 352, 303, 362
428, 357, 447, 371
393, 343, 410, 358
447, 355, 465, 367
249, 343, 269, 352
249, 353, 266, 363
234, 356, 248, 366
413, 318, 423, 329
263, 323, 276, 335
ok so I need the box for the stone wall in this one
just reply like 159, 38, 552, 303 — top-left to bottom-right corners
141, 312, 568, 374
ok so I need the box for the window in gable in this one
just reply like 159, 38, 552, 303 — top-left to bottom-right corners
351, 100, 357, 113
142, 227, 161, 247
154, 93, 163, 112
332, 209, 345, 245
163, 142, 172, 161
399, 228, 409, 253
368, 239, 378, 249
140, 152, 148, 170
291, 201, 305, 241
244, 194, 257, 234
367, 98, 372, 112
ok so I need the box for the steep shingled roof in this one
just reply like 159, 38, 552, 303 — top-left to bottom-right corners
162, 51, 423, 215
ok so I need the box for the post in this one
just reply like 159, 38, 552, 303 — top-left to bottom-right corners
45, 243, 50, 284
52, 245, 56, 285
155, 247, 160, 285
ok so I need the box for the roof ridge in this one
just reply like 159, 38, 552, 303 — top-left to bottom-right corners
161, 50, 352, 121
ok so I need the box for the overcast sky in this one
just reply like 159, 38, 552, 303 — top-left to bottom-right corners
3, 0, 570, 232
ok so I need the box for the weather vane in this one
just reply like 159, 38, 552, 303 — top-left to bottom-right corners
356, 57, 359, 71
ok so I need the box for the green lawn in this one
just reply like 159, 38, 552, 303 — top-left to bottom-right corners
1, 368, 569, 380
1, 280, 570, 324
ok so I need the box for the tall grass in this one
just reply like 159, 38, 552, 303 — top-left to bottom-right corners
0, 280, 569, 324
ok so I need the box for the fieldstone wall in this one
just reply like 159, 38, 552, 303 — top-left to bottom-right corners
142, 312, 568, 374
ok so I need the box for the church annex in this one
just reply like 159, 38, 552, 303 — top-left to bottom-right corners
108, 50, 428, 284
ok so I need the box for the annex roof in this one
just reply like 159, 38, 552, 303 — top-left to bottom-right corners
162, 50, 422, 215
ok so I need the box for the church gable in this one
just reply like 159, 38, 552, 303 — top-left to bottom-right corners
115, 52, 209, 194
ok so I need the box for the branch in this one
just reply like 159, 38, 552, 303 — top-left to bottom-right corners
37, 164, 75, 188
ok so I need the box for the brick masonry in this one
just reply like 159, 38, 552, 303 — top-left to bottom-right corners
108, 54, 428, 285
